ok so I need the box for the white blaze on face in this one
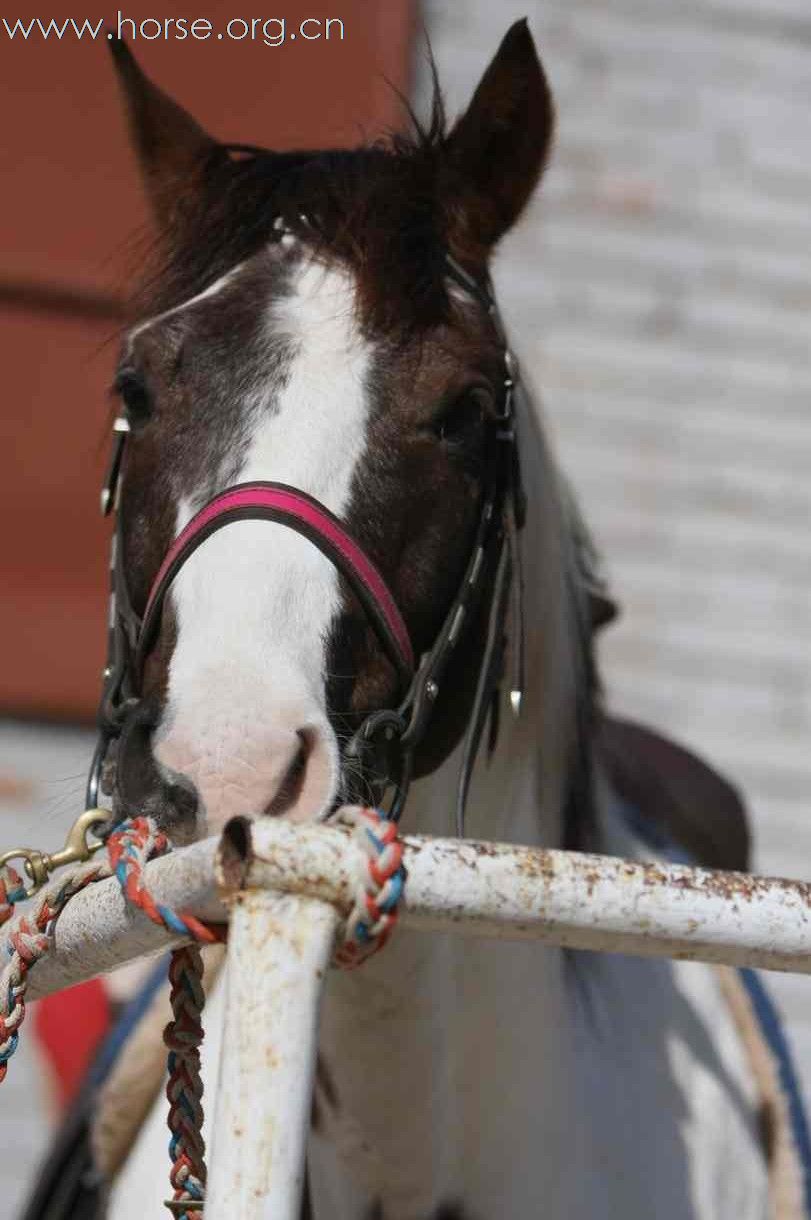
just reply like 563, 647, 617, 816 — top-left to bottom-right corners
154, 254, 372, 831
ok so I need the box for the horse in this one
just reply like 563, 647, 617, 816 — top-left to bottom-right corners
25, 19, 804, 1220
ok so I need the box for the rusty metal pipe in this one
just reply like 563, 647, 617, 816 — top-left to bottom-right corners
17, 817, 811, 1005
229, 817, 811, 975
205, 889, 337, 1220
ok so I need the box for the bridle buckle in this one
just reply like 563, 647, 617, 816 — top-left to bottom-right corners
100, 416, 131, 517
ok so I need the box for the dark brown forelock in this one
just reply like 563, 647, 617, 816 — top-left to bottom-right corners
131, 92, 462, 340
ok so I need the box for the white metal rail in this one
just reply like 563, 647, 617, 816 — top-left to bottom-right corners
207, 890, 337, 1217
20, 814, 811, 1003
11, 814, 811, 1220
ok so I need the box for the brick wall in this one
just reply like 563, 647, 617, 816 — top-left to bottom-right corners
420, 0, 811, 1072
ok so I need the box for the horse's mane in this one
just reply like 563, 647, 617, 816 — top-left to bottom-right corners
515, 395, 606, 851
559, 479, 607, 849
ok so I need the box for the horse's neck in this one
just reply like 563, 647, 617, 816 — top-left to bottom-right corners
308, 409, 590, 1216
311, 730, 770, 1220
310, 700, 585, 1219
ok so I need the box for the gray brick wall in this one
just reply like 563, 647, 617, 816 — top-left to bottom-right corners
420, 0, 811, 1079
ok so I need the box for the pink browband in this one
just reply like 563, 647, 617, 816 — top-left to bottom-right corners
136, 482, 415, 688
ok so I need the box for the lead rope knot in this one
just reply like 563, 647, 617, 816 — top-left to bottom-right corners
332, 806, 407, 969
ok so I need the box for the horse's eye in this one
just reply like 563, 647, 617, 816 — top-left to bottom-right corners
433, 387, 489, 445
113, 369, 152, 426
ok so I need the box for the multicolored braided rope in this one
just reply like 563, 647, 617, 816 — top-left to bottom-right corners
164, 945, 208, 1216
0, 816, 223, 1218
0, 856, 108, 1083
0, 866, 27, 925
105, 817, 224, 1219
332, 806, 407, 969
106, 817, 221, 947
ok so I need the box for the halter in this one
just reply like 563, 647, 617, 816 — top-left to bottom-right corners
87, 251, 526, 834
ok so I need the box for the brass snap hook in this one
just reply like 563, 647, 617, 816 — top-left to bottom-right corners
0, 809, 109, 899
0, 846, 49, 893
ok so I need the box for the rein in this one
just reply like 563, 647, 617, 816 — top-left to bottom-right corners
88, 247, 526, 835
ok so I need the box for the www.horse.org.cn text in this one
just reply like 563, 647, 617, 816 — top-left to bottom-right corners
1, 14, 346, 47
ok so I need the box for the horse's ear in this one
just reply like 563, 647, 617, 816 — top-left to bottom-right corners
443, 19, 555, 258
108, 36, 218, 228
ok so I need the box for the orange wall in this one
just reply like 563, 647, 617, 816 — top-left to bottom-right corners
0, 2, 414, 718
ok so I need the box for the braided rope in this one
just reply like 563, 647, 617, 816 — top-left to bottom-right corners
332, 806, 407, 969
0, 866, 27, 927
105, 817, 223, 1218
165, 945, 208, 1216
0, 817, 222, 1218
0, 857, 109, 1083
106, 818, 221, 947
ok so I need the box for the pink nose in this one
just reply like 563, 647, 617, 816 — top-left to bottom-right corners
155, 721, 337, 830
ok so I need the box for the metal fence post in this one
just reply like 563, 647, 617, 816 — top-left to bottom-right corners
205, 889, 338, 1220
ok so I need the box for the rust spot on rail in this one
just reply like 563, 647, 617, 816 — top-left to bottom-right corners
415, 834, 811, 912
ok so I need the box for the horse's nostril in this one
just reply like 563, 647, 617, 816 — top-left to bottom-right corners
264, 729, 312, 818
155, 714, 337, 829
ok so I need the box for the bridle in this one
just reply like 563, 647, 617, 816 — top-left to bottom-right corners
86, 249, 526, 836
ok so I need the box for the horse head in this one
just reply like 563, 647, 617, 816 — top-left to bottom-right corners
97, 22, 583, 844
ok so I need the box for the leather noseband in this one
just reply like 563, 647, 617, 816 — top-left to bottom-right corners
137, 483, 414, 691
